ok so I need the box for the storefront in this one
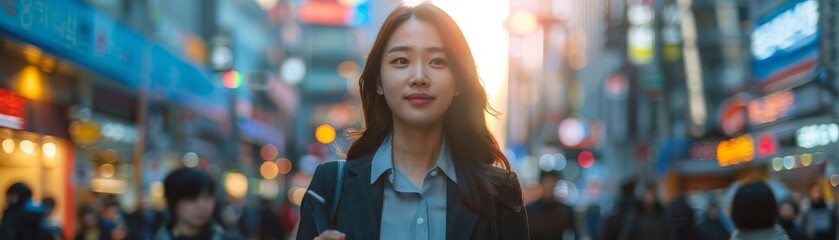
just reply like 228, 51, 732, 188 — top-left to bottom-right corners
0, 46, 76, 238
0, 1, 223, 238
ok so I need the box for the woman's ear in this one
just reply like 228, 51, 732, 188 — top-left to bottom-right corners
455, 86, 461, 96
377, 81, 384, 95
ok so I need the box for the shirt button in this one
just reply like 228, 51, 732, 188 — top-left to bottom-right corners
417, 218, 425, 225
430, 171, 438, 177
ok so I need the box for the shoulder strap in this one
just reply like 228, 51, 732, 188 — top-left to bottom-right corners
330, 161, 346, 228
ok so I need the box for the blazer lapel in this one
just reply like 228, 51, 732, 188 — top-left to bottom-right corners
446, 179, 479, 240
345, 156, 384, 239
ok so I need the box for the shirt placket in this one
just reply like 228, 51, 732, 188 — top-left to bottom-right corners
416, 194, 429, 240
417, 167, 441, 240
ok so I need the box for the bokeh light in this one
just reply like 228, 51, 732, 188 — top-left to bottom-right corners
225, 172, 249, 199
260, 161, 280, 180
259, 180, 280, 199
260, 144, 279, 161
277, 158, 293, 175
100, 163, 116, 178
183, 152, 199, 168
578, 151, 595, 169
538, 154, 556, 172
223, 70, 243, 89
2, 139, 14, 154
315, 124, 336, 144
42, 142, 56, 158
19, 140, 35, 155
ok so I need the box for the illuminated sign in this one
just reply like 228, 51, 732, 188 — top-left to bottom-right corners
757, 132, 778, 158
797, 123, 839, 149
627, 3, 655, 65
0, 88, 25, 129
298, 0, 370, 26
748, 90, 794, 125
751, 0, 818, 60
720, 95, 748, 136
717, 135, 755, 167
751, 0, 820, 83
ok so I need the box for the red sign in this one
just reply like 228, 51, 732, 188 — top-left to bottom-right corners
299, 0, 352, 26
719, 95, 748, 136
0, 88, 25, 129
757, 132, 778, 158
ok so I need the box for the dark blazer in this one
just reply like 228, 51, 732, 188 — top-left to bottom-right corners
297, 155, 530, 240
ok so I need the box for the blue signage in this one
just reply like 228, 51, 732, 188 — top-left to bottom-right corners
751, 0, 820, 84
0, 0, 214, 101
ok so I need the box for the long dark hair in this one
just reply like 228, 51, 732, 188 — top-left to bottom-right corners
346, 3, 514, 216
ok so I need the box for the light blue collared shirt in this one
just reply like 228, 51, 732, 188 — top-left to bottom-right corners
371, 134, 456, 240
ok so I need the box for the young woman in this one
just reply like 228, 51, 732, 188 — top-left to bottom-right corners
155, 168, 231, 240
298, 3, 529, 240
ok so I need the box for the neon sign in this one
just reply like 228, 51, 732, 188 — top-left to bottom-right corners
748, 90, 794, 125
797, 123, 839, 149
0, 88, 25, 129
717, 135, 755, 167
751, 0, 818, 60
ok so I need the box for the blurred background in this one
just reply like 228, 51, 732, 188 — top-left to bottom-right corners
0, 0, 838, 239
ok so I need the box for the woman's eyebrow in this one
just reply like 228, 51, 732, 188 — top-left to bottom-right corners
386, 46, 446, 53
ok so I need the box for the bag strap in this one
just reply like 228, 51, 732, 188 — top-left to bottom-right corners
330, 161, 346, 228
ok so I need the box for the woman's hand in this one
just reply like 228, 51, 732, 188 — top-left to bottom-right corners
314, 230, 346, 240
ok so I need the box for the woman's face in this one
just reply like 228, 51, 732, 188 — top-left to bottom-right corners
379, 17, 459, 128
176, 191, 215, 229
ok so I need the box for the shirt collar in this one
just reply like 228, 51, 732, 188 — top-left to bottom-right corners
370, 134, 457, 184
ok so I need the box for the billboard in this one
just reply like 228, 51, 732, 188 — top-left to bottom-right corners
751, 0, 820, 85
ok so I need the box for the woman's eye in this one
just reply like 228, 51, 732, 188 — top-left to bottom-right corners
391, 58, 409, 65
430, 58, 447, 66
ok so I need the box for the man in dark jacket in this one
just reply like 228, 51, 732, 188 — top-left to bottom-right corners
126, 194, 164, 240
526, 171, 578, 240
602, 179, 638, 240
802, 184, 837, 240
0, 182, 50, 240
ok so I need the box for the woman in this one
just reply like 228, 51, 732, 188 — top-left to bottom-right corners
730, 181, 788, 240
155, 168, 232, 240
298, 3, 529, 240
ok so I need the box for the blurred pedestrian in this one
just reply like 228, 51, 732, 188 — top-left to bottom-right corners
0, 182, 50, 239
258, 199, 284, 240
628, 186, 670, 240
777, 200, 806, 240
100, 201, 127, 240
800, 183, 836, 240
730, 181, 788, 240
297, 3, 529, 240
41, 197, 64, 240
155, 167, 232, 240
75, 205, 101, 240
602, 179, 638, 240
526, 171, 577, 240
126, 193, 164, 240
697, 203, 730, 240
668, 195, 700, 240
